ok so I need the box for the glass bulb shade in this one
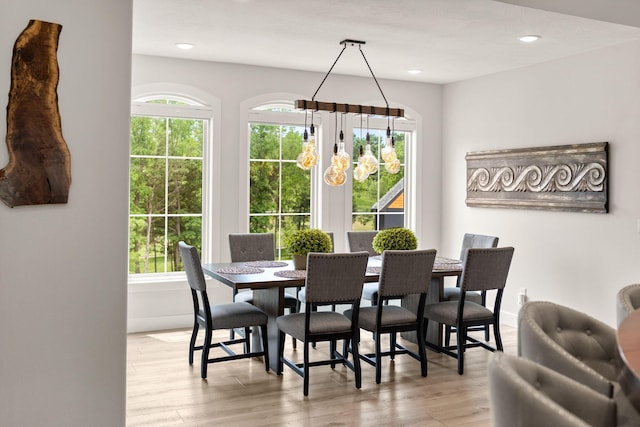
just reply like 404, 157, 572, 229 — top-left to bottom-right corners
296, 141, 319, 170
353, 164, 369, 182
324, 164, 347, 186
385, 158, 401, 174
336, 142, 350, 171
381, 142, 397, 163
362, 144, 379, 174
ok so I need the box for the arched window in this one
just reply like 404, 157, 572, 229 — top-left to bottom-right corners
129, 96, 212, 274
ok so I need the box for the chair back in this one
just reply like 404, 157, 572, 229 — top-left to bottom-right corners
378, 249, 436, 298
347, 231, 378, 256
616, 283, 640, 326
459, 233, 499, 260
228, 233, 275, 262
326, 232, 335, 252
460, 247, 514, 293
304, 252, 369, 304
179, 241, 207, 292
488, 352, 616, 427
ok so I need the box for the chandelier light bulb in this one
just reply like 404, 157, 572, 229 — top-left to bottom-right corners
362, 143, 379, 175
336, 140, 350, 171
385, 158, 401, 174
296, 127, 318, 170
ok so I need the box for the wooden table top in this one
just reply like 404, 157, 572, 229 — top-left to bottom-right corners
202, 256, 463, 290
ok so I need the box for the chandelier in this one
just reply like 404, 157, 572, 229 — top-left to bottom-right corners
295, 39, 404, 186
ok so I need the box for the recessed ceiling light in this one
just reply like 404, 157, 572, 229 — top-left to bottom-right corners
175, 43, 195, 50
519, 35, 541, 43
407, 68, 423, 75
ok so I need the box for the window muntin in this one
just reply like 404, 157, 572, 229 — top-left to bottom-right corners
129, 98, 207, 274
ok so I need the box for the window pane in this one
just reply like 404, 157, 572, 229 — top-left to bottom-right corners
250, 161, 279, 213
130, 116, 166, 156
281, 126, 304, 161
393, 131, 406, 163
352, 214, 376, 230
130, 157, 166, 214
168, 216, 202, 271
352, 175, 378, 213
168, 118, 203, 157
250, 124, 280, 160
250, 215, 278, 235
281, 162, 310, 213
167, 158, 202, 214
129, 217, 165, 274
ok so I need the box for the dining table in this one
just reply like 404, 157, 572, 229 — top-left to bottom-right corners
617, 309, 640, 414
202, 256, 463, 373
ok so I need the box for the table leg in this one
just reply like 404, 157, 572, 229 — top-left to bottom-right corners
252, 287, 285, 374
400, 277, 444, 346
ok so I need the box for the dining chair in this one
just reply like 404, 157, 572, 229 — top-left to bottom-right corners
424, 246, 514, 374
616, 283, 640, 327
295, 231, 335, 312
346, 231, 381, 305
229, 233, 299, 346
345, 249, 436, 384
276, 251, 369, 396
442, 233, 499, 345
178, 241, 269, 379
488, 352, 616, 427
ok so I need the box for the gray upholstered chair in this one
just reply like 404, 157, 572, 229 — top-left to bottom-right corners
276, 252, 369, 396
443, 233, 499, 345
424, 247, 514, 374
346, 230, 381, 305
488, 352, 617, 427
518, 301, 623, 397
519, 301, 639, 427
229, 233, 299, 344
345, 249, 436, 384
617, 283, 640, 327
178, 241, 269, 379
295, 231, 335, 311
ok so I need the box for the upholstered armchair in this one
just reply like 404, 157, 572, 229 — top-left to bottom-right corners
518, 301, 622, 397
488, 352, 616, 427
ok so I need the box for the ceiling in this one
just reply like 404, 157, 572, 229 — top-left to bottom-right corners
132, 0, 640, 84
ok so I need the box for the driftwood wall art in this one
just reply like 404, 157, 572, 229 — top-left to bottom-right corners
0, 20, 70, 208
466, 142, 608, 213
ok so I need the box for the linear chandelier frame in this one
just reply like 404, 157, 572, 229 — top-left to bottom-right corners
295, 39, 404, 118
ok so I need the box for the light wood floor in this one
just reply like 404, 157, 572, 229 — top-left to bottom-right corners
127, 325, 517, 426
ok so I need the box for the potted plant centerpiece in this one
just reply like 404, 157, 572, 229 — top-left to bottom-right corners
286, 229, 333, 270
372, 227, 418, 254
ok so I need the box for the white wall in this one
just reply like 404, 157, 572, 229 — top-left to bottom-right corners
129, 55, 442, 331
0, 1, 131, 426
442, 40, 640, 327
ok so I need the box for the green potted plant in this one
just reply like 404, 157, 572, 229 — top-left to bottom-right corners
286, 229, 333, 270
372, 227, 418, 254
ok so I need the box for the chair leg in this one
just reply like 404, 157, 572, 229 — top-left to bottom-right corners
351, 336, 362, 390
390, 332, 397, 360
260, 324, 269, 372
330, 340, 337, 369
189, 322, 199, 365
303, 341, 310, 396
445, 325, 452, 347
244, 327, 251, 353
201, 329, 212, 379
278, 330, 286, 375
375, 331, 382, 384
456, 325, 465, 375
484, 325, 490, 342
417, 320, 428, 377
493, 322, 503, 351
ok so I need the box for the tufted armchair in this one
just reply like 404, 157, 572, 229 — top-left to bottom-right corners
616, 284, 640, 327
518, 301, 622, 397
488, 352, 617, 427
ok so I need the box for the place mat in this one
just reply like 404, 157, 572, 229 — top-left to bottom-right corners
216, 266, 264, 275
244, 261, 288, 268
367, 266, 382, 275
435, 257, 462, 264
274, 270, 307, 279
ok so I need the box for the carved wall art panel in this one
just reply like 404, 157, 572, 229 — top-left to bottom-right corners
0, 20, 71, 208
466, 142, 608, 213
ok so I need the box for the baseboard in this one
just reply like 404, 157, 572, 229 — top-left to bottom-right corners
127, 314, 192, 333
